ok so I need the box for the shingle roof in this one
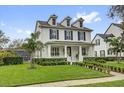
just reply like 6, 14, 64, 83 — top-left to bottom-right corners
97, 34, 114, 39
37, 20, 93, 31
112, 23, 123, 28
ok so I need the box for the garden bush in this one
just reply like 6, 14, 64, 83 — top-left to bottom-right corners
2, 57, 23, 65
83, 57, 124, 62
96, 59, 106, 63
33, 58, 69, 66
37, 61, 70, 66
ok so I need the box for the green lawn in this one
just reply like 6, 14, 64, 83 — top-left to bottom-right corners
0, 63, 110, 87
75, 80, 124, 87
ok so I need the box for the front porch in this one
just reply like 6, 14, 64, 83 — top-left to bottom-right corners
35, 41, 94, 62
47, 44, 93, 62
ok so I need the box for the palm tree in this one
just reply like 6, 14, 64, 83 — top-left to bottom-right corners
0, 30, 10, 49
22, 31, 43, 68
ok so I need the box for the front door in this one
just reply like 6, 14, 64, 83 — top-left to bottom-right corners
67, 47, 72, 62
67, 46, 79, 62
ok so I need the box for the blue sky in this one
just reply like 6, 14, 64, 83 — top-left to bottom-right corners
0, 5, 120, 40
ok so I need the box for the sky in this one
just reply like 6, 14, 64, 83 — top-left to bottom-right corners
0, 5, 121, 40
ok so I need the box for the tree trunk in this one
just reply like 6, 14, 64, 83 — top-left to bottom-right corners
30, 52, 36, 69
116, 52, 119, 64
119, 51, 122, 63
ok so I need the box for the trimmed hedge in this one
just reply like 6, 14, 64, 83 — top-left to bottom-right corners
38, 61, 70, 66
33, 58, 69, 66
83, 57, 124, 62
72, 62, 110, 74
2, 57, 23, 65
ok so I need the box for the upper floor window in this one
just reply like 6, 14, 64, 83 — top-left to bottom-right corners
80, 21, 82, 27
78, 31, 86, 41
95, 39, 100, 45
50, 29, 59, 39
52, 18, 56, 25
67, 20, 70, 26
65, 30, 73, 40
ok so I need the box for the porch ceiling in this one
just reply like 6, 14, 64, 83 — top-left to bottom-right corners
45, 41, 94, 46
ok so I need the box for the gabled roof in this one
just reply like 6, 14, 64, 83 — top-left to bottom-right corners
37, 20, 93, 32
92, 33, 114, 43
97, 34, 114, 39
104, 23, 123, 34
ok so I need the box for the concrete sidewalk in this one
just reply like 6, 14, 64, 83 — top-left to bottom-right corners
22, 72, 124, 87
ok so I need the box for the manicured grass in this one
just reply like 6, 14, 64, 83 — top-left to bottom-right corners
75, 80, 124, 87
0, 63, 110, 87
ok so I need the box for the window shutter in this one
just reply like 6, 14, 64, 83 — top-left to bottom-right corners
50, 29, 52, 39
71, 31, 73, 40
65, 30, 66, 40
57, 30, 59, 40
78, 31, 80, 40
84, 32, 86, 41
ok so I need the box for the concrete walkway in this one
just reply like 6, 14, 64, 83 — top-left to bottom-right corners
22, 72, 124, 87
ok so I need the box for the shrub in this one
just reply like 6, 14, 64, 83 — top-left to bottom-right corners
96, 59, 106, 63
33, 58, 67, 63
0, 50, 20, 58
83, 57, 124, 62
37, 61, 69, 66
33, 58, 69, 66
2, 57, 23, 65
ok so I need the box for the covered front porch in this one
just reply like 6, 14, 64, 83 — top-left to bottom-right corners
46, 41, 94, 62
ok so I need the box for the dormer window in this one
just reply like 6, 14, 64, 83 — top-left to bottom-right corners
80, 21, 82, 27
52, 18, 56, 25
67, 20, 70, 26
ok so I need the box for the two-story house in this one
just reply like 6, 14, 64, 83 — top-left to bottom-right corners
92, 23, 124, 57
34, 14, 94, 62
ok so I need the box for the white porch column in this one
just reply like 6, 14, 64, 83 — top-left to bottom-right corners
64, 45, 67, 58
79, 46, 83, 61
48, 45, 51, 58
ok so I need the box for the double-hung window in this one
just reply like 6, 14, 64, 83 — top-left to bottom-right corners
50, 29, 59, 39
95, 39, 100, 45
82, 48, 86, 55
65, 30, 73, 40
78, 31, 86, 41
51, 47, 59, 56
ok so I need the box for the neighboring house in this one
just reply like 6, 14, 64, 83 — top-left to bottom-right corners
15, 49, 30, 61
92, 23, 124, 57
34, 14, 94, 62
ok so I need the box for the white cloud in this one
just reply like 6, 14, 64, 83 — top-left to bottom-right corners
0, 21, 6, 26
94, 17, 102, 22
73, 11, 102, 23
16, 28, 32, 35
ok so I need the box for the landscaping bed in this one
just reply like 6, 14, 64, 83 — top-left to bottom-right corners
0, 63, 110, 87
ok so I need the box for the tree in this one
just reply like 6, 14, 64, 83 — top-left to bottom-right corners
22, 31, 43, 68
108, 5, 124, 21
8, 39, 24, 49
106, 37, 124, 63
0, 30, 10, 49
107, 5, 124, 63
